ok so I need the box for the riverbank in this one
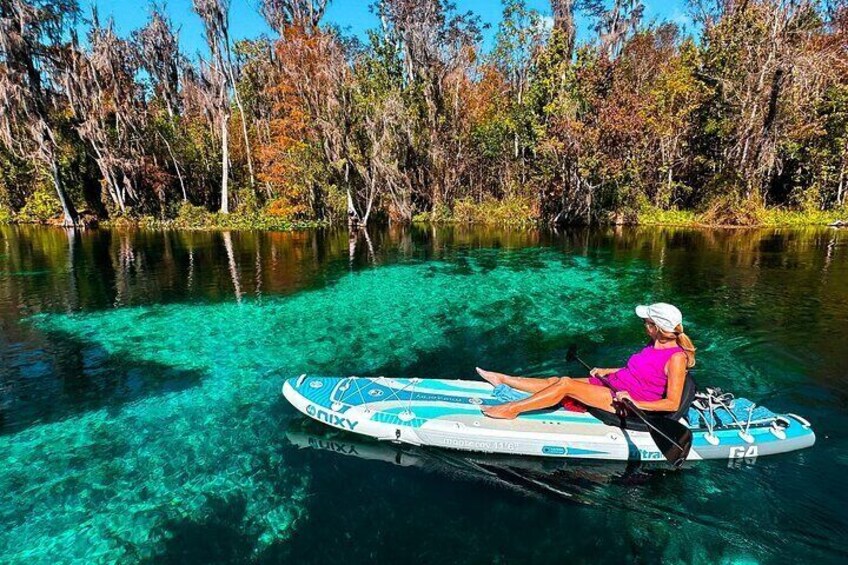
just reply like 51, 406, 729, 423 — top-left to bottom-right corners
0, 203, 328, 231
1, 201, 845, 230
636, 206, 846, 228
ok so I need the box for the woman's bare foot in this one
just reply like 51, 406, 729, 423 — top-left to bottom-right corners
476, 367, 507, 387
482, 404, 519, 419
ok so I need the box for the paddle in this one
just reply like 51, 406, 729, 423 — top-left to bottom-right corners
566, 345, 692, 467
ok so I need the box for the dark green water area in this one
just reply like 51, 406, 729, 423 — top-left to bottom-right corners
1, 225, 846, 563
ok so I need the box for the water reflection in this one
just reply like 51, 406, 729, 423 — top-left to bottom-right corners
2, 225, 845, 316
285, 425, 676, 506
282, 421, 845, 562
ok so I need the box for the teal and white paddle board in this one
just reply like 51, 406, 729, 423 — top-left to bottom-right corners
282, 376, 815, 461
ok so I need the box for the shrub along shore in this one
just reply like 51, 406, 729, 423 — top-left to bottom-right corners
2, 199, 844, 230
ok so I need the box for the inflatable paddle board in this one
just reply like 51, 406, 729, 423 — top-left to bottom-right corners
282, 376, 815, 462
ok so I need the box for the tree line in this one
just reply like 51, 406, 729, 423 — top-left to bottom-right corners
1, 0, 846, 227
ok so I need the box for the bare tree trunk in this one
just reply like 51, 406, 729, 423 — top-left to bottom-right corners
667, 165, 673, 201
0, 1, 81, 227
51, 156, 78, 226
221, 113, 230, 213
227, 63, 255, 188
88, 142, 125, 212
347, 188, 360, 227
158, 131, 187, 202
362, 177, 376, 226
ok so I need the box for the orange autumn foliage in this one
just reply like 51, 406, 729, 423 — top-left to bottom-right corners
256, 25, 336, 218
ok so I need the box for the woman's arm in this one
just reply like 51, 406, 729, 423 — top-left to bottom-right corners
627, 353, 687, 412
590, 367, 623, 377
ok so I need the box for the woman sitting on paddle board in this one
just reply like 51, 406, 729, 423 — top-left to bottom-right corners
478, 303, 696, 420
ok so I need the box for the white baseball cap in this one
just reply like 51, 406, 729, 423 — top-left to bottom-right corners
635, 303, 683, 333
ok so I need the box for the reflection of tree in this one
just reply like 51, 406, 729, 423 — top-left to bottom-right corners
112, 230, 135, 305
222, 231, 242, 302
187, 244, 195, 292
3, 224, 848, 309
348, 228, 376, 266
65, 228, 78, 311
254, 232, 263, 298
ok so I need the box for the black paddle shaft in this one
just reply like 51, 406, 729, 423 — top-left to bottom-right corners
566, 345, 692, 467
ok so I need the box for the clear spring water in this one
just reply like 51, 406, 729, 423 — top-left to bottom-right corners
0, 225, 846, 563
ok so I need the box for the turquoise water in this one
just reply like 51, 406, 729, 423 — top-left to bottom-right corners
1, 225, 846, 563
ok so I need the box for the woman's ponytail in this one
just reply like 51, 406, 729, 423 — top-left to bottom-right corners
674, 325, 696, 368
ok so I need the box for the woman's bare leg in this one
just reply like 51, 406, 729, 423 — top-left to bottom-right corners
483, 378, 615, 419
476, 367, 558, 393
477, 368, 588, 393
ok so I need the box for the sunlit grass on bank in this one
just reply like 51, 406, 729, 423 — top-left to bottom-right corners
104, 203, 328, 231
638, 203, 846, 228
415, 199, 846, 228
3, 195, 846, 230
413, 197, 539, 227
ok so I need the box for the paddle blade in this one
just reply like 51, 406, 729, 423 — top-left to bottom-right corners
646, 417, 693, 467
566, 345, 578, 363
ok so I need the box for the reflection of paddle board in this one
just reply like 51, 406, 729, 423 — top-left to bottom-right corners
285, 427, 657, 503
283, 376, 815, 461
286, 430, 423, 468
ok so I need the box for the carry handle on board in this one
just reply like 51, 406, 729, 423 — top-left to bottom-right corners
566, 345, 693, 467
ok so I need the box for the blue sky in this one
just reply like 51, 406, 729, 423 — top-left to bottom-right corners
91, 0, 693, 57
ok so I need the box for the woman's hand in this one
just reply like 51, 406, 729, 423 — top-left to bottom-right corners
614, 391, 634, 404
590, 367, 614, 377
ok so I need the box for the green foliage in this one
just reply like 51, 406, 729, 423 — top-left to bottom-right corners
234, 187, 262, 217
163, 201, 326, 230
639, 199, 840, 227
137, 215, 163, 229
0, 207, 12, 224
430, 202, 454, 223
470, 119, 511, 160
323, 185, 348, 223
0, 149, 38, 211
419, 197, 538, 226
97, 198, 330, 231
754, 207, 843, 227
699, 195, 766, 227
173, 203, 216, 229
106, 212, 141, 228
17, 186, 62, 223
637, 206, 698, 226
458, 197, 539, 226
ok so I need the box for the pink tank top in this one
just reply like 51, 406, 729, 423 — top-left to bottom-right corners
607, 345, 683, 402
